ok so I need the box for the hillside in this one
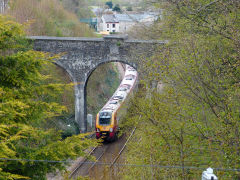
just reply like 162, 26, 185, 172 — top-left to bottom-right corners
7, 0, 95, 37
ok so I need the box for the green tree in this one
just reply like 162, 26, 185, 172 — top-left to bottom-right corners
0, 15, 96, 179
113, 4, 121, 12
105, 1, 113, 9
120, 0, 240, 179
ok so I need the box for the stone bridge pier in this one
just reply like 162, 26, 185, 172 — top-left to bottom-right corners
30, 35, 164, 133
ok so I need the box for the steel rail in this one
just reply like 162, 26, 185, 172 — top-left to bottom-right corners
70, 143, 111, 179
86, 144, 111, 176
110, 127, 136, 168
87, 151, 105, 173
98, 127, 136, 179
69, 145, 98, 178
68, 132, 97, 178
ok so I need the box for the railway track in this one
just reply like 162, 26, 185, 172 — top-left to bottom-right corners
109, 127, 136, 168
69, 63, 136, 179
69, 128, 136, 179
69, 146, 97, 179
94, 128, 136, 180
69, 144, 111, 179
68, 132, 98, 179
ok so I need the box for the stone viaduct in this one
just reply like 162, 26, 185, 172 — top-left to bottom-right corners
29, 35, 165, 133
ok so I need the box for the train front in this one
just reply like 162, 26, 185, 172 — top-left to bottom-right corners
96, 110, 117, 141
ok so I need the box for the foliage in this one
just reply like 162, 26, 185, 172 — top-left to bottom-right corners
0, 15, 97, 179
7, 0, 95, 37
61, 0, 95, 19
113, 4, 121, 12
39, 63, 77, 136
120, 0, 240, 179
105, 1, 113, 9
7, 0, 103, 135
6, 0, 120, 135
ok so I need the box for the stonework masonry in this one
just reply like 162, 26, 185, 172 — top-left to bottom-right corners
29, 35, 165, 133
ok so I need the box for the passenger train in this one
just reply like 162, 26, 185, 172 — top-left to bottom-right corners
95, 65, 138, 141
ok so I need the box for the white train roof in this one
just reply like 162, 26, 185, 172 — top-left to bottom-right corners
100, 64, 138, 113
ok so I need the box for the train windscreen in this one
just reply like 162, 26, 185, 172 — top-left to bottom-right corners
99, 111, 112, 125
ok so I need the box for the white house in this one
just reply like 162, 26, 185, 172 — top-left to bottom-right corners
100, 14, 120, 33
98, 12, 160, 34
115, 14, 137, 33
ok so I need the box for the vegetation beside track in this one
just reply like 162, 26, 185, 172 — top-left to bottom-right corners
0, 15, 98, 179
0, 0, 121, 178
120, 0, 240, 179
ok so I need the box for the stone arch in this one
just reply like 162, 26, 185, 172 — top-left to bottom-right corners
53, 61, 81, 129
54, 62, 76, 83
85, 60, 137, 85
30, 35, 164, 133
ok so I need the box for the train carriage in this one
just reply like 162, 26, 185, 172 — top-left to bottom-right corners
96, 64, 137, 141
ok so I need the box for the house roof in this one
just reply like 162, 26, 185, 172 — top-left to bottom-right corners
102, 14, 119, 23
102, 13, 159, 23
114, 14, 136, 22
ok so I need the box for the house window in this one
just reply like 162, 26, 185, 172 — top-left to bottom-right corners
107, 24, 109, 28
113, 30, 115, 32
112, 24, 115, 28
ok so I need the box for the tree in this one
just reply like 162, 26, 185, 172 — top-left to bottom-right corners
120, 0, 240, 179
0, 15, 96, 179
105, 1, 113, 9
8, 0, 95, 37
113, 4, 121, 12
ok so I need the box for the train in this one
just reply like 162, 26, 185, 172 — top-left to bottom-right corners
95, 64, 138, 141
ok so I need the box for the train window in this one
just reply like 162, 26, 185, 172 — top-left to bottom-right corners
109, 100, 118, 104
125, 75, 135, 80
115, 95, 123, 100
99, 111, 112, 125
125, 77, 132, 80
99, 117, 111, 125
121, 84, 131, 89
119, 87, 127, 91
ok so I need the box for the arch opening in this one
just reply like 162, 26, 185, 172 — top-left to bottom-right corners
43, 63, 78, 137
84, 61, 137, 132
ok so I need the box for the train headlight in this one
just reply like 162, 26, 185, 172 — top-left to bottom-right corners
109, 128, 113, 132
